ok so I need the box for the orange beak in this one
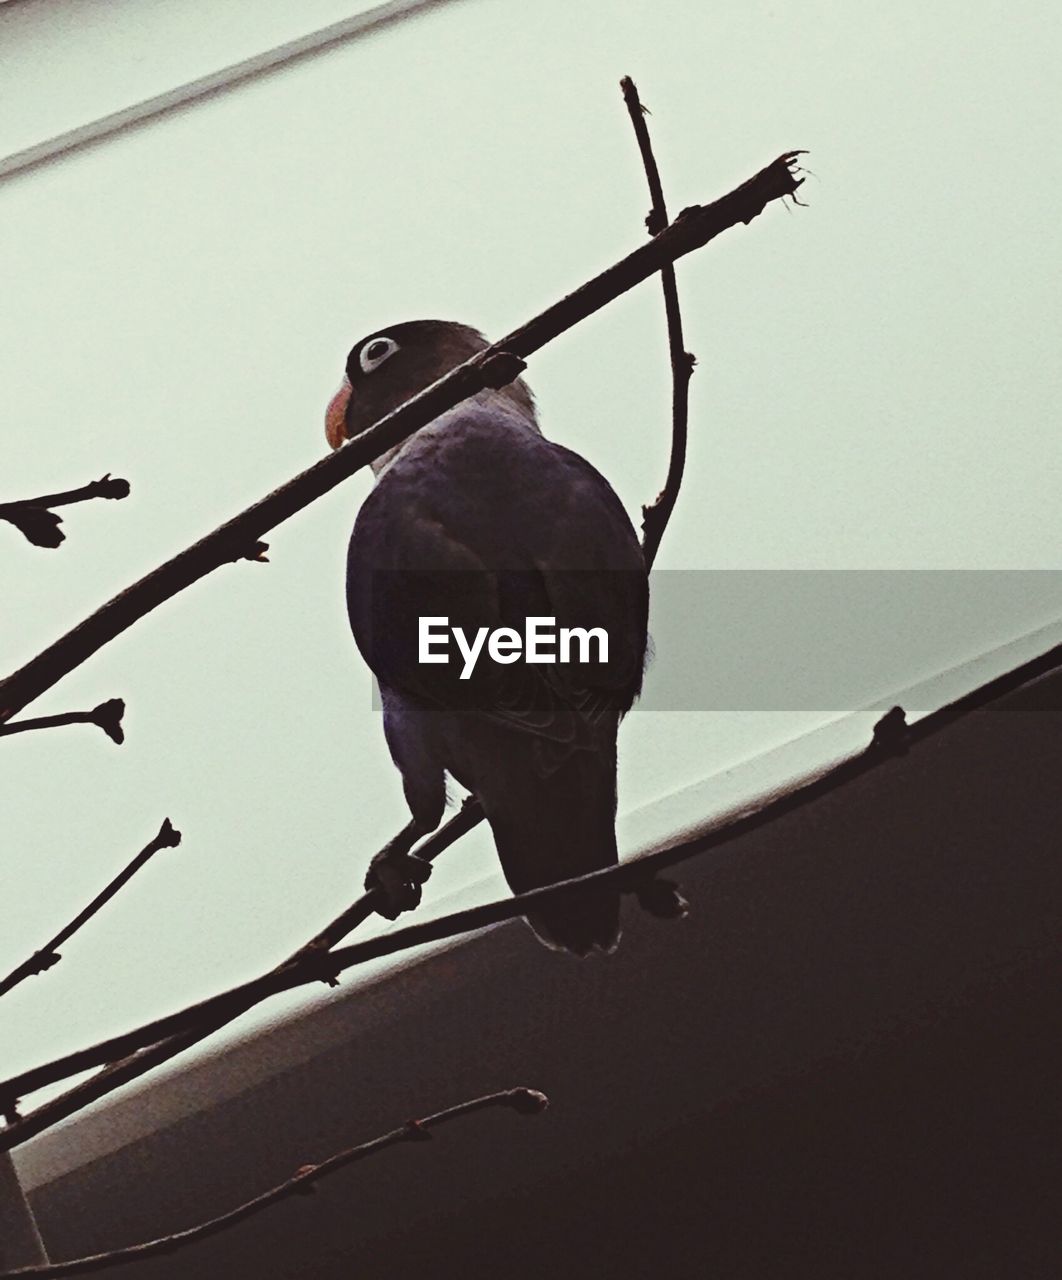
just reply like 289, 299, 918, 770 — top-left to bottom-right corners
325, 376, 352, 450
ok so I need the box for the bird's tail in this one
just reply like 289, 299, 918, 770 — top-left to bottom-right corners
481, 738, 621, 956
525, 875, 620, 957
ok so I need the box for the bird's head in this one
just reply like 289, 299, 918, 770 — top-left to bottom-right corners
324, 319, 537, 468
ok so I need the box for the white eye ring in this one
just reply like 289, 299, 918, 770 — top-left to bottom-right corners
360, 336, 398, 374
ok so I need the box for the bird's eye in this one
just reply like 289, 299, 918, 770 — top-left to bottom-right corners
360, 336, 398, 374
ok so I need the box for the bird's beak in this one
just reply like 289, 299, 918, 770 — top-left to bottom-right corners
325, 376, 352, 450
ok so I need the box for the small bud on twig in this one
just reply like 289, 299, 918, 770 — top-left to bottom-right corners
504, 1087, 550, 1115
645, 208, 667, 236
29, 950, 62, 977
0, 474, 131, 548
89, 697, 126, 744
1, 507, 65, 548
0, 817, 183, 1001
0, 698, 127, 743
870, 705, 909, 756
230, 540, 270, 564
404, 1119, 433, 1141
88, 474, 131, 500
156, 818, 182, 849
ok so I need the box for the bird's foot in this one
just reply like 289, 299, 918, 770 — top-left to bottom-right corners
365, 847, 432, 920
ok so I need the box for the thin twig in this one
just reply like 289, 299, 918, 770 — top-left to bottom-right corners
0, 1088, 547, 1278
4, 624, 1060, 1145
0, 152, 802, 724
0, 476, 130, 549
0, 699, 125, 745
619, 76, 694, 571
0, 802, 483, 1145
0, 150, 803, 1147
0, 477, 131, 512
290, 796, 486, 967
0, 810, 831, 1119
0, 820, 180, 1002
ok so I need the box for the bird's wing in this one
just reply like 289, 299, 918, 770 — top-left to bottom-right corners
346, 403, 648, 748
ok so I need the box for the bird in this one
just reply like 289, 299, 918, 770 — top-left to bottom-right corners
325, 320, 649, 954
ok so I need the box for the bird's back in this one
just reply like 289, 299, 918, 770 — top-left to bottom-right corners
347, 397, 648, 953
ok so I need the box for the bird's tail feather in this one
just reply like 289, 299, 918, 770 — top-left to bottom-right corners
525, 888, 620, 956
481, 738, 621, 957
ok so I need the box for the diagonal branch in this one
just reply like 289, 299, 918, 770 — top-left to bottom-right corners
290, 796, 485, 964
0, 820, 180, 1002
0, 699, 125, 745
0, 802, 482, 1145
0, 1088, 547, 1279
0, 476, 130, 549
0, 148, 803, 1150
0, 151, 802, 724
4, 621, 1061, 1148
619, 76, 694, 571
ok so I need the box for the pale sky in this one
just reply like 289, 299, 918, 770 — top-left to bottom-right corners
1, 0, 1060, 1111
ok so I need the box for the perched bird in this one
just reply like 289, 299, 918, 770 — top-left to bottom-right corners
325, 320, 648, 954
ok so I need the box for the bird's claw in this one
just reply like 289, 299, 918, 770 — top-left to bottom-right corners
365, 850, 432, 920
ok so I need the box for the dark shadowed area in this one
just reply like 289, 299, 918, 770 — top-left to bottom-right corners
21, 663, 1062, 1278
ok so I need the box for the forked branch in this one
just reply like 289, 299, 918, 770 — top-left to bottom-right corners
0, 802, 482, 1144
6, 624, 1062, 1149
0, 819, 180, 1002
624, 72, 696, 568
0, 147, 804, 1151
0, 476, 130, 549
0, 699, 125, 745
0, 150, 802, 724
620, 76, 694, 570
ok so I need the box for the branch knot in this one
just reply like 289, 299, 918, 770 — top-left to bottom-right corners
869, 705, 910, 757
89, 474, 132, 501
645, 208, 667, 236
90, 697, 126, 744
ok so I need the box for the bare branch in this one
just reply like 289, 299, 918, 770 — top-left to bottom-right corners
0, 152, 802, 724
0, 150, 803, 1146
5, 620, 1060, 1145
0, 699, 125, 745
0, 476, 130, 549
0, 819, 180, 1002
619, 76, 694, 571
0, 803, 483, 1147
0, 477, 131, 512
0, 1088, 547, 1278
296, 797, 485, 968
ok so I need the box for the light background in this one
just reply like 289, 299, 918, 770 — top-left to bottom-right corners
1, 0, 1059, 1097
